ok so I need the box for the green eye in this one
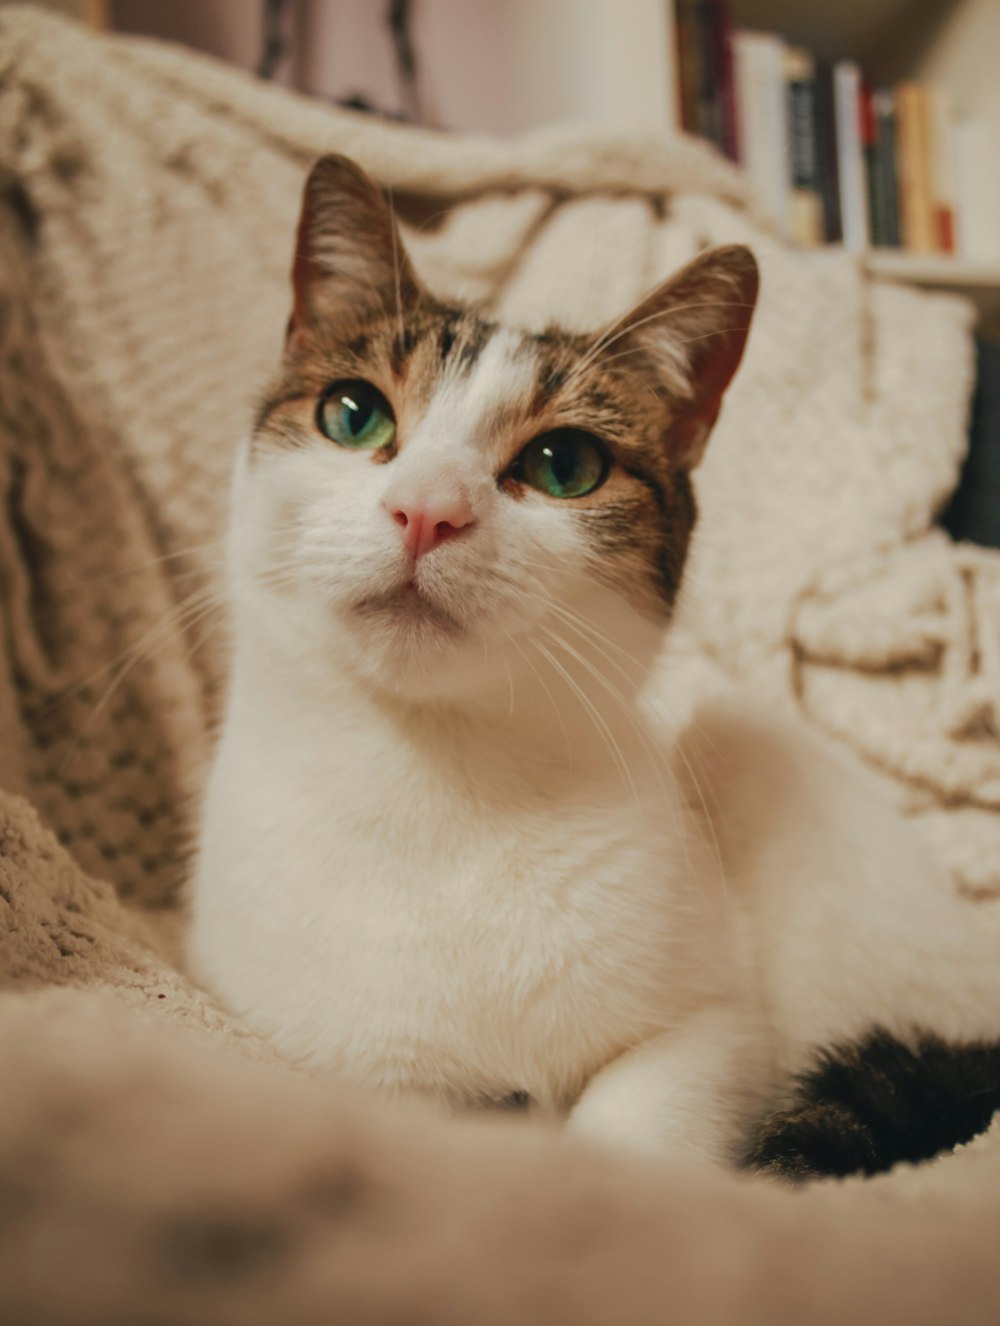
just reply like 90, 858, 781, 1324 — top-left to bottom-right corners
515, 429, 609, 499
317, 380, 396, 451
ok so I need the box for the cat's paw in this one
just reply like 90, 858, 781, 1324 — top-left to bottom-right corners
567, 1085, 727, 1165
566, 1088, 662, 1156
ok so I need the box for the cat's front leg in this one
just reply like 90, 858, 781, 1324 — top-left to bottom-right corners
567, 1005, 773, 1167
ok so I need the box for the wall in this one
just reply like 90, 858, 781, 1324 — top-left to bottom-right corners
112, 0, 264, 68
106, 0, 678, 137
913, 0, 1000, 133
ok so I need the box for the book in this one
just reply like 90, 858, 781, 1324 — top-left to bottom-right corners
784, 47, 823, 246
708, 0, 740, 161
694, 1, 724, 147
872, 89, 902, 248
676, 1, 738, 162
930, 88, 957, 254
860, 85, 884, 245
672, 1, 995, 265
896, 82, 937, 252
674, 0, 702, 137
815, 62, 842, 243
953, 118, 1000, 263
731, 30, 789, 235
834, 60, 868, 252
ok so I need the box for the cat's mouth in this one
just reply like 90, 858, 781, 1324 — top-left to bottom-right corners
352, 578, 462, 635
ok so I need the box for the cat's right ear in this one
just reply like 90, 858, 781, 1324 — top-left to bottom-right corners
613, 245, 758, 469
288, 154, 421, 347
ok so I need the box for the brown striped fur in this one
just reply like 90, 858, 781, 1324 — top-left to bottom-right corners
253, 154, 758, 616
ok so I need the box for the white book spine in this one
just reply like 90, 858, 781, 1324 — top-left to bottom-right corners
731, 31, 789, 237
731, 34, 769, 219
953, 119, 1000, 263
834, 61, 868, 253
764, 35, 791, 238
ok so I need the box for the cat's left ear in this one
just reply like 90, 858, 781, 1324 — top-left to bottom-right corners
288, 154, 422, 345
615, 245, 758, 468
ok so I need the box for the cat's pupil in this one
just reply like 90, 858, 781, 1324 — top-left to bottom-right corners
548, 441, 578, 487
344, 396, 372, 436
317, 379, 395, 451
515, 429, 608, 499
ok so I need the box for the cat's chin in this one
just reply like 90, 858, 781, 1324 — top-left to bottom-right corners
340, 588, 493, 702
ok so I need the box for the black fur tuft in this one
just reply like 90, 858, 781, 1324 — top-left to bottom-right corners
745, 1028, 1000, 1182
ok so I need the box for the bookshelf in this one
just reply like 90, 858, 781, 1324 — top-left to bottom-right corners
669, 0, 1000, 317
863, 254, 1000, 289
727, 0, 949, 78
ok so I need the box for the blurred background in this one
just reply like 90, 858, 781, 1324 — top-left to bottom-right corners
8, 1, 998, 142
12, 2, 997, 265
9, 0, 997, 236
6, 0, 999, 543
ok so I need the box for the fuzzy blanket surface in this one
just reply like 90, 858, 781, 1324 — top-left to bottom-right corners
2, 7, 1000, 1322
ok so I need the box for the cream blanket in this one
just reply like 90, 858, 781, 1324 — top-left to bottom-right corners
1, 8, 1000, 1322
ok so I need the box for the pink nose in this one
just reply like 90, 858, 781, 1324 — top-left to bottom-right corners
389, 494, 474, 560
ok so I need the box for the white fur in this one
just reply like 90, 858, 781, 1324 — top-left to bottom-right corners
188, 330, 1000, 1165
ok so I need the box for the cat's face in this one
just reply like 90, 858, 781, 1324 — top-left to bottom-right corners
231, 156, 757, 701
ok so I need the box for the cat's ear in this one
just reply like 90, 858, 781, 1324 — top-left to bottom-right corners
615, 245, 758, 468
288, 154, 422, 344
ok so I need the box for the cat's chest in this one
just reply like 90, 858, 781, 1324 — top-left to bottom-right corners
192, 743, 705, 1108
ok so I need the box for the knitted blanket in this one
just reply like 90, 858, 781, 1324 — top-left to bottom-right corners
1, 8, 1000, 1322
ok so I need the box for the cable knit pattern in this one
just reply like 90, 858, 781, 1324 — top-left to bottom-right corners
0, 8, 999, 1321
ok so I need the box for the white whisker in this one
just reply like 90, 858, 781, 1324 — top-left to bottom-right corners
59, 586, 226, 776
386, 184, 406, 353
506, 631, 574, 769
566, 299, 754, 388
534, 639, 641, 815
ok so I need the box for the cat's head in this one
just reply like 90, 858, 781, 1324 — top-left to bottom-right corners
232, 155, 757, 702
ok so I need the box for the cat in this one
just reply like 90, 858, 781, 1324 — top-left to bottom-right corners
187, 154, 1000, 1179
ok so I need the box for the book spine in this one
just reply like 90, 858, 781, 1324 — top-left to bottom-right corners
695, 1, 723, 149
732, 32, 783, 228
765, 35, 790, 236
674, 0, 701, 134
861, 84, 885, 246
930, 88, 956, 254
785, 47, 823, 246
699, 0, 735, 158
834, 60, 868, 252
712, 2, 740, 161
815, 62, 842, 243
954, 118, 1000, 263
896, 82, 936, 253
912, 83, 937, 252
730, 29, 753, 176
873, 89, 902, 248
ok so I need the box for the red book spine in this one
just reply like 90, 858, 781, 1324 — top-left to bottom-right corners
938, 208, 955, 254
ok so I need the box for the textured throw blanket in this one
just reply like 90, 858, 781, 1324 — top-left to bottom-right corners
1, 8, 1000, 1322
